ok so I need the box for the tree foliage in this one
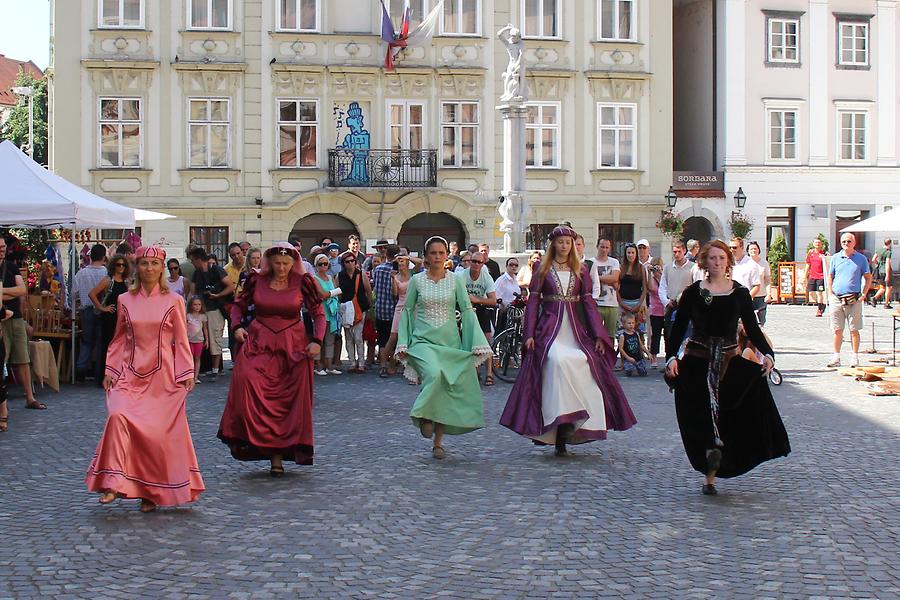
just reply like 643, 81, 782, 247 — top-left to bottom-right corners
0, 71, 48, 165
805, 233, 830, 254
768, 234, 789, 271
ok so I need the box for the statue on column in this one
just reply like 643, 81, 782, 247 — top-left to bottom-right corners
498, 25, 527, 103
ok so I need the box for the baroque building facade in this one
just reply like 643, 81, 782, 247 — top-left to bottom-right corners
49, 0, 672, 259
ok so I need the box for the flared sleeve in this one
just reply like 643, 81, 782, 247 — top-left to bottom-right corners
395, 273, 419, 356
454, 275, 492, 366
230, 272, 257, 329
522, 268, 543, 341
738, 286, 774, 359
301, 273, 326, 344
169, 297, 196, 383
104, 295, 128, 381
578, 266, 615, 358
667, 282, 696, 361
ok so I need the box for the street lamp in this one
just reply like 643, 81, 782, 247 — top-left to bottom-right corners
665, 186, 677, 209
734, 187, 747, 210
11, 86, 34, 158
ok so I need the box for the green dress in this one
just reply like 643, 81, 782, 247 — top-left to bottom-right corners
397, 271, 492, 435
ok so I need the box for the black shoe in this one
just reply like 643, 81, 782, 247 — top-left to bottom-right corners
702, 483, 718, 496
706, 448, 722, 474
885, 303, 894, 310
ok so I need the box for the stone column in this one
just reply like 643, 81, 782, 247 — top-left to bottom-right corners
498, 103, 528, 253
877, 0, 898, 166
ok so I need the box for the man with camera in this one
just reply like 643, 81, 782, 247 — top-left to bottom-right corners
188, 247, 235, 380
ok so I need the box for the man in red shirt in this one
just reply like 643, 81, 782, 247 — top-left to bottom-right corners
806, 238, 828, 317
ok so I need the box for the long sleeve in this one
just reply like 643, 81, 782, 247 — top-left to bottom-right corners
301, 274, 326, 343
395, 274, 419, 354
666, 283, 695, 360
522, 268, 543, 340
169, 298, 195, 383
738, 288, 774, 358
104, 295, 129, 380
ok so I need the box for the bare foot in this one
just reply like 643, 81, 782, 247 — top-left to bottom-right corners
139, 499, 157, 513
98, 492, 119, 504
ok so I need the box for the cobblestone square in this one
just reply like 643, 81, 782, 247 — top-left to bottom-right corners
1, 304, 898, 599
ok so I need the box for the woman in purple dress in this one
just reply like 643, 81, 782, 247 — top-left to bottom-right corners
500, 226, 636, 456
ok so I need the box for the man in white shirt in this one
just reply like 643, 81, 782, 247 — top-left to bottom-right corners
636, 239, 653, 270
494, 257, 521, 332
659, 240, 698, 352
729, 237, 762, 297
589, 238, 621, 341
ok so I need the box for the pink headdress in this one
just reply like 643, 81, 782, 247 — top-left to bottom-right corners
548, 226, 577, 241
134, 246, 167, 261
259, 241, 306, 277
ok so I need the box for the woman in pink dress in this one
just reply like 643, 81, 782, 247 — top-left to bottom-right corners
86, 246, 204, 513
218, 243, 325, 476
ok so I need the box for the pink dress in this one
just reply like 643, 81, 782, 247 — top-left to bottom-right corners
391, 275, 410, 333
85, 286, 205, 506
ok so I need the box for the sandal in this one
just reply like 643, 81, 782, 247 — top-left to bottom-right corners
98, 492, 120, 504
379, 367, 389, 378
25, 401, 47, 410
270, 464, 285, 477
432, 445, 446, 460
484, 375, 494, 387
139, 499, 158, 513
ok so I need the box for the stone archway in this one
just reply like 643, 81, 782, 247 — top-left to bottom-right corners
683, 216, 716, 247
381, 191, 473, 245
282, 190, 377, 243
397, 213, 467, 253
289, 214, 360, 253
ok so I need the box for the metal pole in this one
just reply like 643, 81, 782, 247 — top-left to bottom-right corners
27, 94, 34, 159
69, 228, 76, 384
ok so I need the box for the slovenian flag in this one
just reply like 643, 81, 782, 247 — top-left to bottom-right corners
381, 1, 443, 71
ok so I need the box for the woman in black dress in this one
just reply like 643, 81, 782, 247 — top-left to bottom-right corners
665, 240, 790, 496
88, 254, 131, 383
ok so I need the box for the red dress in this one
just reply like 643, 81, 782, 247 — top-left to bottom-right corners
86, 286, 205, 506
218, 272, 325, 464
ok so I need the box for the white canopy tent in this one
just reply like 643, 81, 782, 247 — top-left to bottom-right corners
841, 207, 900, 233
0, 140, 175, 383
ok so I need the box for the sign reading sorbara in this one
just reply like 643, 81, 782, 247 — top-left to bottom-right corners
673, 171, 724, 191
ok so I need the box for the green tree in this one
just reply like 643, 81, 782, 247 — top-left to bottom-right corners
768, 234, 789, 272
0, 72, 48, 165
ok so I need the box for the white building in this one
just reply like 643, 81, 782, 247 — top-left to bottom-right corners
48, 0, 673, 259
675, 0, 900, 260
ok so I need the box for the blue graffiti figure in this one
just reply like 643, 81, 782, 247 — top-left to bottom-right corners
340, 102, 370, 185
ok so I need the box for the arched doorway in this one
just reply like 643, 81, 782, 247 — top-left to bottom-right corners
290, 214, 360, 253
398, 212, 467, 253
683, 216, 715, 247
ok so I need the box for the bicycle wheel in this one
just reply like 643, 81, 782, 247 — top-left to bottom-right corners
492, 328, 522, 383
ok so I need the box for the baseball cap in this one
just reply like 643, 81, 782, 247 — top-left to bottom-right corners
636, 239, 650, 247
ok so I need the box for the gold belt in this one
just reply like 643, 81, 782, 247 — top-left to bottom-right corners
542, 294, 579, 302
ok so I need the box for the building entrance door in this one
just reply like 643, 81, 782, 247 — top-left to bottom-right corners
398, 212, 467, 253
290, 214, 360, 255
683, 216, 715, 247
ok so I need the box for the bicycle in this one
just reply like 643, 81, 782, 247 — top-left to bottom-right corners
491, 294, 526, 383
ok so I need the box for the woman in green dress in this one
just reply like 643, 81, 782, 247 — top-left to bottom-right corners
395, 237, 492, 459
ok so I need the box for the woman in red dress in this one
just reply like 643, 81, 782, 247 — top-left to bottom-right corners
86, 246, 204, 513
218, 243, 325, 476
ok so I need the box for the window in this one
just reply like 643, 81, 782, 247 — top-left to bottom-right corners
598, 0, 634, 41
597, 103, 636, 169
189, 0, 231, 30
388, 0, 426, 29
838, 20, 869, 66
523, 0, 559, 38
767, 109, 798, 162
527, 223, 558, 250
277, 0, 319, 32
525, 102, 559, 168
838, 110, 867, 162
766, 208, 795, 261
388, 101, 426, 151
441, 102, 478, 167
188, 98, 230, 168
99, 0, 143, 28
277, 99, 318, 167
597, 223, 634, 260
767, 18, 799, 63
442, 0, 479, 35
98, 98, 142, 168
190, 227, 229, 262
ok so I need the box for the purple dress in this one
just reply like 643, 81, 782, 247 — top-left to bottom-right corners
500, 265, 636, 443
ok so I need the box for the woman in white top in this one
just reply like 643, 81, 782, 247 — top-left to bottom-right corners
516, 251, 543, 290
166, 258, 191, 303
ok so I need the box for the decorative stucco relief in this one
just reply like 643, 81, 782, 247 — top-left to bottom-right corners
383, 72, 431, 97
329, 71, 377, 98
89, 31, 153, 58
272, 69, 324, 97
525, 74, 571, 100
179, 69, 244, 94
89, 67, 155, 93
587, 76, 646, 101
437, 73, 484, 98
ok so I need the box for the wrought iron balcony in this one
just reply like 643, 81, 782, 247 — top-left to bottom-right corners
328, 148, 438, 188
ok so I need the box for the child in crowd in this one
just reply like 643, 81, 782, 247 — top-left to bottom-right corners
618, 314, 649, 377
186, 296, 209, 384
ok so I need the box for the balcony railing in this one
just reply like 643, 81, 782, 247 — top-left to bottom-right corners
328, 148, 438, 188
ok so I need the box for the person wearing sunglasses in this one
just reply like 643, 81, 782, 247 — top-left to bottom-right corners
728, 238, 762, 301
312, 254, 343, 375
454, 251, 472, 274
826, 233, 872, 368
167, 258, 191, 304
338, 251, 372, 373
88, 254, 132, 385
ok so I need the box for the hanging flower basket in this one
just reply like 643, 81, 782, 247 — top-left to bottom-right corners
656, 210, 684, 239
728, 211, 754, 239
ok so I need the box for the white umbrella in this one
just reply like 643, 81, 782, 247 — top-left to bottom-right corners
841, 207, 900, 232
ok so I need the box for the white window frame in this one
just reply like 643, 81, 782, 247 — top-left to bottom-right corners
596, 102, 637, 170
521, 0, 561, 39
387, 0, 427, 30
97, 97, 143, 168
276, 98, 319, 168
525, 101, 561, 169
98, 0, 145, 29
440, 101, 480, 168
386, 100, 428, 151
838, 21, 869, 67
835, 103, 871, 164
597, 0, 635, 42
767, 17, 800, 64
187, 0, 233, 31
276, 0, 321, 33
765, 108, 800, 165
440, 0, 481, 36
187, 97, 232, 168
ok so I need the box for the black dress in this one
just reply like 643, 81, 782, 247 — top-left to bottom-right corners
667, 281, 790, 478
96, 280, 129, 381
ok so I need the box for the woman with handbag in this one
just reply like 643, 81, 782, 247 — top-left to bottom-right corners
337, 250, 372, 374
88, 254, 131, 385
500, 226, 635, 456
218, 243, 325, 476
312, 253, 343, 375
665, 240, 790, 496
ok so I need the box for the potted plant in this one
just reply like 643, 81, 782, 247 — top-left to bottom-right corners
656, 210, 684, 240
728, 211, 754, 240
767, 234, 789, 303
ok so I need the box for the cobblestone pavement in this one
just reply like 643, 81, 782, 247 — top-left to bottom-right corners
1, 304, 899, 599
